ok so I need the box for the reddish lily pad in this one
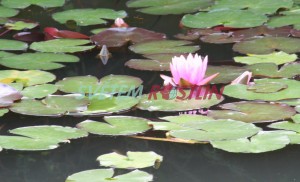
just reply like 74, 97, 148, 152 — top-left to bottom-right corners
44, 27, 89, 40
13, 32, 45, 42
232, 26, 292, 38
200, 33, 243, 44
208, 101, 296, 123
91, 27, 166, 48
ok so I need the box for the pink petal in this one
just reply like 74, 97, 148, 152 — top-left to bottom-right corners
160, 74, 176, 86
197, 73, 219, 86
231, 71, 252, 85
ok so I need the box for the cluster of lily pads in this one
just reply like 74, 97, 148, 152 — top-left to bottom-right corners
0, 0, 300, 163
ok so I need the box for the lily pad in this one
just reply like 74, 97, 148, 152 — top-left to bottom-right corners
5, 20, 38, 30
77, 116, 151, 136
210, 131, 290, 153
205, 65, 248, 84
97, 151, 163, 169
129, 40, 200, 55
0, 70, 56, 86
0, 83, 22, 107
169, 119, 261, 142
269, 121, 300, 133
1, 0, 66, 9
234, 52, 298, 65
233, 37, 300, 54
207, 101, 296, 123
268, 14, 300, 30
246, 62, 300, 78
0, 109, 8, 117
21, 84, 58, 99
210, 0, 293, 15
0, 53, 79, 70
127, 0, 213, 15
0, 39, 28, 51
56, 75, 142, 94
278, 99, 300, 106
52, 8, 127, 26
200, 33, 243, 44
91, 27, 166, 48
181, 10, 268, 29
30, 39, 95, 53
10, 95, 89, 116
0, 6, 19, 18
231, 26, 292, 38
65, 169, 153, 182
0, 51, 14, 58
223, 78, 300, 101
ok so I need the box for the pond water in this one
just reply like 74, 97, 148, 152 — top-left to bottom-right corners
0, 0, 300, 182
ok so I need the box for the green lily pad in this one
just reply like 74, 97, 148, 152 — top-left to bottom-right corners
1, 0, 66, 9
0, 53, 79, 70
206, 65, 248, 84
56, 75, 143, 94
181, 10, 268, 28
246, 62, 300, 78
52, 8, 127, 26
21, 84, 58, 99
210, 131, 290, 153
0, 109, 9, 117
127, 0, 213, 15
30, 39, 95, 53
268, 14, 300, 30
0, 51, 15, 58
210, 0, 293, 15
278, 99, 300, 106
0, 6, 19, 18
125, 59, 170, 71
129, 40, 200, 55
5, 20, 38, 30
169, 119, 261, 142
247, 82, 288, 93
10, 95, 89, 116
0, 70, 56, 86
233, 37, 300, 54
97, 151, 163, 169
234, 52, 298, 65
269, 121, 300, 133
77, 116, 151, 136
137, 92, 224, 112
223, 79, 300, 101
292, 114, 300, 123
65, 169, 153, 182
296, 106, 300, 113
207, 101, 296, 123
0, 39, 28, 51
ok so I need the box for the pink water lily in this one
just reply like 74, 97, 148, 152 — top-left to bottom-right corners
231, 71, 252, 85
113, 18, 129, 28
0, 83, 22, 107
160, 54, 219, 87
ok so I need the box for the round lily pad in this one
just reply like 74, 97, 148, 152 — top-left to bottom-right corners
207, 101, 296, 123
210, 131, 290, 153
127, 0, 213, 15
77, 116, 151, 136
30, 39, 95, 53
56, 75, 142, 94
0, 51, 15, 58
200, 33, 243, 44
278, 99, 300, 106
181, 10, 268, 29
269, 121, 300, 133
233, 37, 300, 54
0, 70, 56, 86
21, 84, 58, 99
65, 169, 153, 182
0, 6, 19, 18
268, 14, 300, 30
0, 39, 28, 51
234, 52, 298, 65
0, 53, 79, 70
1, 0, 66, 9
129, 40, 200, 55
0, 109, 9, 117
52, 8, 127, 26
97, 151, 163, 169
223, 78, 300, 101
5, 20, 39, 30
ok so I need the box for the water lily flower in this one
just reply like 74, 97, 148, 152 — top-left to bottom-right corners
0, 83, 22, 107
160, 54, 219, 87
231, 71, 252, 85
113, 18, 129, 28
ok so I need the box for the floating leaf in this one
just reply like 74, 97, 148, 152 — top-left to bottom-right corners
208, 101, 296, 123
30, 39, 95, 53
91, 27, 166, 48
210, 0, 293, 15
233, 37, 300, 54
0, 53, 79, 70
77, 116, 151, 136
0, 6, 19, 18
5, 20, 38, 30
200, 33, 243, 44
56, 75, 142, 94
223, 79, 300, 101
0, 51, 14, 58
0, 39, 28, 51
278, 99, 300, 106
21, 84, 58, 99
0, 109, 8, 117
129, 40, 200, 55
52, 8, 127, 26
292, 114, 300, 123
127, 0, 213, 15
65, 169, 153, 182
13, 32, 45, 43
205, 65, 248, 84
231, 26, 292, 38
181, 10, 268, 28
210, 131, 290, 153
44, 27, 89, 40
1, 0, 66, 9
97, 151, 163, 169
269, 121, 300, 133
268, 14, 300, 30
0, 70, 56, 86
0, 83, 22, 107
234, 52, 298, 65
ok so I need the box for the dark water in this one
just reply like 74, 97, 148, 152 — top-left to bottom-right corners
0, 1, 299, 182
